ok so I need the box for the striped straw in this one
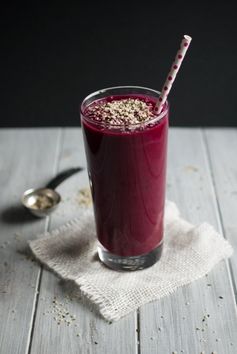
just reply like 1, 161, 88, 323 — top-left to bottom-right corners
155, 35, 192, 114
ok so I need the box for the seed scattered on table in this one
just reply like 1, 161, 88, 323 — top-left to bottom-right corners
77, 188, 92, 207
49, 296, 80, 330
184, 165, 199, 173
14, 233, 23, 242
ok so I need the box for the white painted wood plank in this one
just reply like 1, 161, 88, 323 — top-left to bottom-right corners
204, 128, 237, 287
29, 128, 137, 354
0, 128, 61, 354
139, 128, 237, 354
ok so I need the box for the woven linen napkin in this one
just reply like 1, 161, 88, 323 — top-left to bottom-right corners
29, 201, 233, 322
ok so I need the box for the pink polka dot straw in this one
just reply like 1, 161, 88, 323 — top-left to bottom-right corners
155, 35, 192, 114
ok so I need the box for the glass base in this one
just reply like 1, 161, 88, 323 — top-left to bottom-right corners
98, 242, 163, 271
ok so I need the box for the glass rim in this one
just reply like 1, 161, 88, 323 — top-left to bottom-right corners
80, 85, 169, 128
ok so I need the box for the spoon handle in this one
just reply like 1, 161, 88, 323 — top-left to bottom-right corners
46, 167, 83, 190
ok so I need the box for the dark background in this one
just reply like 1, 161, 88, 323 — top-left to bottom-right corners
1, 1, 237, 127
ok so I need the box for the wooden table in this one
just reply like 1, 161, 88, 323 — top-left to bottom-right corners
0, 128, 237, 354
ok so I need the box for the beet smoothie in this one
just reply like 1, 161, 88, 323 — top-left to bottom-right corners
81, 86, 169, 270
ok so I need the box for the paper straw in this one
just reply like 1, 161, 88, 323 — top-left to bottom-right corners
155, 35, 192, 114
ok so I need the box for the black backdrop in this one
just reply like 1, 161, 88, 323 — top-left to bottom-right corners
1, 1, 237, 127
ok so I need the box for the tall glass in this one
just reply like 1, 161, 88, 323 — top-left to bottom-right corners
80, 86, 169, 270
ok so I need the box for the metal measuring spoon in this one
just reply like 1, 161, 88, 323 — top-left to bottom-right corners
21, 167, 83, 218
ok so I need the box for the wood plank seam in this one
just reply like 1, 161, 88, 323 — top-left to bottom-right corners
136, 309, 141, 354
26, 128, 64, 354
202, 128, 237, 304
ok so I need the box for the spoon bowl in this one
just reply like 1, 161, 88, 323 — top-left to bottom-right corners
21, 188, 61, 218
21, 167, 83, 218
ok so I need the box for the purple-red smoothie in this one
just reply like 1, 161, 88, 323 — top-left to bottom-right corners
81, 94, 169, 257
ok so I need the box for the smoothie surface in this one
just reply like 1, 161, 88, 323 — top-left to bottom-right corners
83, 95, 166, 131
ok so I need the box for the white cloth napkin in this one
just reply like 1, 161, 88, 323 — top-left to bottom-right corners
29, 201, 233, 322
